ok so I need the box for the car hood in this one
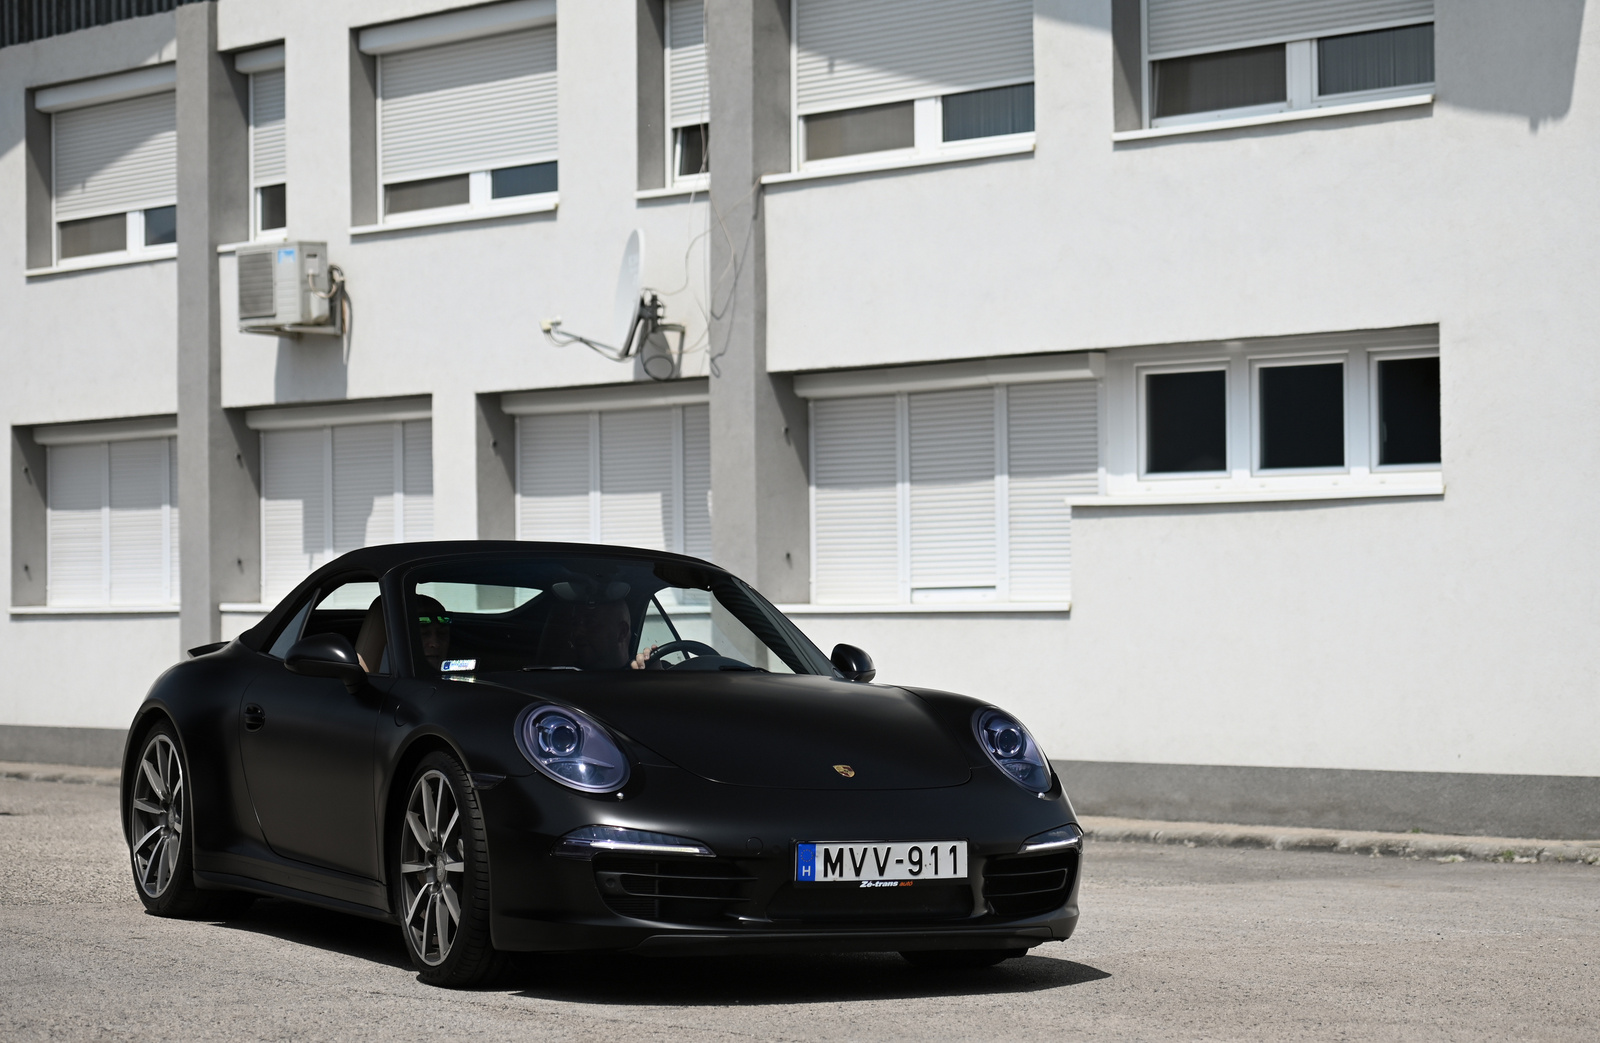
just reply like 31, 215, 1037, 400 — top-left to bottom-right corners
483, 672, 972, 790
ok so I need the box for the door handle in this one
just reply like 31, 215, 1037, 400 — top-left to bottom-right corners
243, 703, 266, 731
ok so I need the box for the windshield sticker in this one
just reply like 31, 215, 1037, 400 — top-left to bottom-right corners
441, 659, 477, 673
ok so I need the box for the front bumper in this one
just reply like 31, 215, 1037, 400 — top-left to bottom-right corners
479, 762, 1082, 954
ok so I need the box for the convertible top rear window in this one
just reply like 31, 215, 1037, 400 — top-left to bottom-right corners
400, 553, 834, 678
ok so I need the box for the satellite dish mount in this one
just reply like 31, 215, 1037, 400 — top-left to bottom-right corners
540, 230, 686, 381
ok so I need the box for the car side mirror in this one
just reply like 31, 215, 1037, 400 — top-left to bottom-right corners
830, 643, 876, 683
285, 633, 366, 692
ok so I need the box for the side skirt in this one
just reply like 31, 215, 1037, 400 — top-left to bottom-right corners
194, 869, 397, 924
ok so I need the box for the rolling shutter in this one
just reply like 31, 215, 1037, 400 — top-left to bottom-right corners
250, 69, 286, 185
332, 424, 396, 555
1146, 0, 1433, 57
667, 0, 709, 127
795, 0, 1034, 114
46, 443, 107, 606
1006, 382, 1097, 602
54, 91, 176, 219
517, 412, 592, 542
108, 439, 171, 605
402, 420, 434, 541
261, 428, 329, 602
811, 396, 899, 604
599, 409, 675, 551
681, 404, 712, 560
907, 389, 995, 596
379, 26, 558, 183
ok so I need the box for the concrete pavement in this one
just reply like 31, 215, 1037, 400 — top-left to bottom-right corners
1, 772, 1596, 1041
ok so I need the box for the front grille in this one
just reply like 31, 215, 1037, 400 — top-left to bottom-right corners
593, 856, 754, 924
983, 849, 1078, 918
766, 881, 972, 923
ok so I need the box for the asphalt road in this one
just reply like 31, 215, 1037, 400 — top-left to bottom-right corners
2, 775, 1595, 1042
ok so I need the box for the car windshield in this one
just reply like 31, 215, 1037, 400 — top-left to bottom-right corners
400, 553, 834, 677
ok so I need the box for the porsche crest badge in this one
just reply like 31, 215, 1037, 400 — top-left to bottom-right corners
833, 764, 856, 778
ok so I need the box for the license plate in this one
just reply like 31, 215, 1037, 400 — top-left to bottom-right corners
795, 841, 968, 883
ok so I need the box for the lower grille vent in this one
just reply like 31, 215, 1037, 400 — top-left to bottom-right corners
983, 849, 1078, 918
594, 856, 754, 924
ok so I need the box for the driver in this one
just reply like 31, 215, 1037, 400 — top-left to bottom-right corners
414, 595, 452, 671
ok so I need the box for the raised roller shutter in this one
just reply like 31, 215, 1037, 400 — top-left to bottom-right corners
1006, 382, 1097, 602
811, 396, 900, 604
261, 428, 330, 602
1146, 0, 1433, 57
795, 0, 1034, 114
108, 438, 172, 605
250, 69, 286, 185
681, 404, 712, 560
379, 26, 558, 183
54, 91, 176, 219
599, 409, 675, 551
517, 412, 593, 543
402, 420, 434, 541
667, 0, 708, 127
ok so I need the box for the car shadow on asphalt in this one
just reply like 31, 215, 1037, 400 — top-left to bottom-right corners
208, 898, 414, 971
505, 951, 1110, 1005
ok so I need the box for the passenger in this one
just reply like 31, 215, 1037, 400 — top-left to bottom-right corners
414, 596, 452, 671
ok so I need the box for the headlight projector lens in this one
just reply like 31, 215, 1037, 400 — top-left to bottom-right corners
516, 704, 631, 793
973, 708, 1053, 794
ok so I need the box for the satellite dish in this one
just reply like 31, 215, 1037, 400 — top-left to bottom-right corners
613, 230, 645, 351
539, 228, 685, 380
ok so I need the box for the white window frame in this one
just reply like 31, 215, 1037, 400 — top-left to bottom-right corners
248, 77, 286, 242
664, 0, 710, 190
1097, 330, 1442, 505
786, 0, 1035, 177
50, 131, 177, 269
1142, 10, 1436, 130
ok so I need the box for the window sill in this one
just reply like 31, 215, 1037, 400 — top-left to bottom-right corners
776, 601, 1070, 615
217, 234, 288, 255
9, 605, 179, 616
220, 603, 271, 614
25, 245, 178, 278
350, 194, 558, 236
637, 178, 710, 200
1068, 475, 1444, 507
1113, 93, 1433, 142
761, 136, 1035, 187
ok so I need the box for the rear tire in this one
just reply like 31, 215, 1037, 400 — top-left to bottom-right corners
126, 720, 252, 919
393, 752, 505, 987
900, 947, 1028, 969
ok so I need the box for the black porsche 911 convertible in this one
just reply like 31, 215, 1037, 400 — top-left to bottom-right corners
122, 542, 1082, 986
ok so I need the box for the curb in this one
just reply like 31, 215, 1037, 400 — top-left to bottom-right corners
0, 761, 121, 787
1081, 815, 1600, 865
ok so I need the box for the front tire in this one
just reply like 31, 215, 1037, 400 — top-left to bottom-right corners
900, 947, 1029, 969
126, 721, 250, 919
394, 752, 503, 987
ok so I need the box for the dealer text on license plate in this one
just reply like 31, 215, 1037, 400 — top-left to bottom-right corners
795, 841, 967, 883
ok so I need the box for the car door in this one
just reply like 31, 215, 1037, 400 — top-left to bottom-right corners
239, 576, 390, 880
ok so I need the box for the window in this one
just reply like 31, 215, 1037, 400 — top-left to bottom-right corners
1144, 0, 1434, 127
45, 437, 178, 607
1104, 330, 1441, 501
666, 0, 709, 182
794, 0, 1034, 167
38, 67, 177, 263
259, 419, 433, 602
363, 4, 558, 222
809, 382, 1097, 605
239, 47, 287, 237
514, 404, 711, 558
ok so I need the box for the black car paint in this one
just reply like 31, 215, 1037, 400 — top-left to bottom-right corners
121, 542, 1082, 954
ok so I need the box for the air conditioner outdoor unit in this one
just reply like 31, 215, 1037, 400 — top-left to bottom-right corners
237, 241, 337, 334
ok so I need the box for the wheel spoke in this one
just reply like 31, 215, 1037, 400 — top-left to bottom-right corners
443, 859, 464, 874
432, 894, 448, 957
434, 782, 447, 843
440, 809, 459, 847
440, 882, 461, 923
142, 838, 163, 891
405, 883, 428, 925
406, 811, 430, 850
133, 824, 164, 855
140, 758, 166, 801
420, 777, 438, 836
399, 862, 429, 874
132, 798, 163, 816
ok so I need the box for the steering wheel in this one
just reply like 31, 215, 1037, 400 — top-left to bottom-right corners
648, 639, 719, 666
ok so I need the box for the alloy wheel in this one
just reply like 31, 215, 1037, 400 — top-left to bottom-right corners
129, 733, 185, 898
399, 769, 465, 966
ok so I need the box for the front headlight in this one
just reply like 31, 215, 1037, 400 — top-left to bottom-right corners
515, 704, 631, 793
973, 708, 1053, 794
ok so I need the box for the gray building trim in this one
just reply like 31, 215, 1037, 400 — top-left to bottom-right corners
1057, 760, 1600, 841
23, 93, 51, 268
637, 0, 666, 191
475, 393, 516, 540
348, 30, 379, 227
0, 724, 127, 767
1111, 0, 1143, 133
175, 2, 257, 652
10, 427, 47, 607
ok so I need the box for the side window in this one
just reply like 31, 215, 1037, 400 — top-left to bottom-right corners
266, 595, 316, 658
304, 578, 388, 674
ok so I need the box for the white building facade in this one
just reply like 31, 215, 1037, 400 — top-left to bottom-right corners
2, 0, 1596, 837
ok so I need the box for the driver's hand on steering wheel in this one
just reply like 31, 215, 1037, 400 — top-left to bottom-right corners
630, 646, 657, 670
